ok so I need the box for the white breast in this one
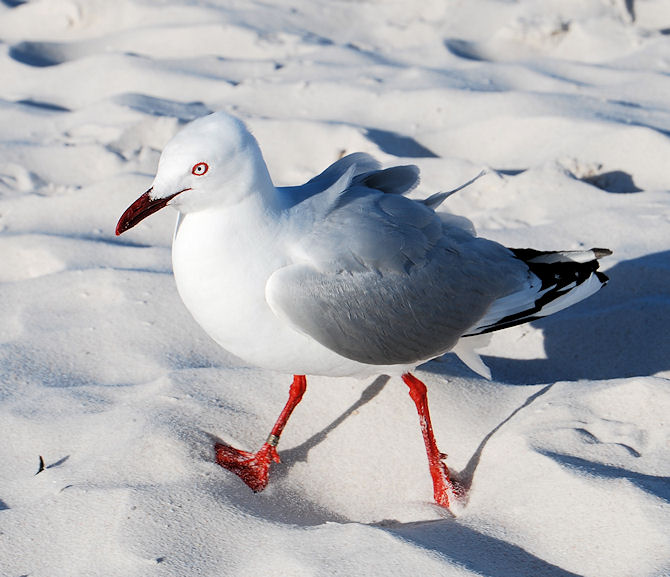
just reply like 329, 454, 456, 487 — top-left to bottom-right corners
171, 204, 385, 378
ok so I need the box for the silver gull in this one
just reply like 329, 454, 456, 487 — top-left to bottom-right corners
116, 111, 610, 508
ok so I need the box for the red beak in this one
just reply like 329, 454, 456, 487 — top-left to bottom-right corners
115, 188, 183, 235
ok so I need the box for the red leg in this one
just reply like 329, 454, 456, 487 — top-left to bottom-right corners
215, 375, 307, 492
402, 372, 462, 508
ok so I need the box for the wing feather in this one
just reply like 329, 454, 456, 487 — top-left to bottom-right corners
267, 235, 526, 365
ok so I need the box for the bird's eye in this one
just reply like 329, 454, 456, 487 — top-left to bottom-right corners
192, 162, 209, 176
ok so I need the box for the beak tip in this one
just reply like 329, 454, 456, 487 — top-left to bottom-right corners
115, 187, 181, 237
115, 188, 159, 237
115, 217, 130, 236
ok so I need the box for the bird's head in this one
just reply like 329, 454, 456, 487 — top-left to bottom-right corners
116, 111, 268, 235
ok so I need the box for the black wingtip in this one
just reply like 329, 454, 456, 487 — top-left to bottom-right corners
466, 247, 612, 337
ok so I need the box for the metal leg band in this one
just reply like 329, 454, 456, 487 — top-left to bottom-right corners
266, 434, 280, 447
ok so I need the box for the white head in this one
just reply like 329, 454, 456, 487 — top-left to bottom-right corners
116, 111, 273, 235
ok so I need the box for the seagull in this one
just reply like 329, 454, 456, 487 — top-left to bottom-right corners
116, 111, 610, 508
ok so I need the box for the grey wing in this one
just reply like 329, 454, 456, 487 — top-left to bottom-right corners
266, 261, 488, 365
268, 194, 527, 365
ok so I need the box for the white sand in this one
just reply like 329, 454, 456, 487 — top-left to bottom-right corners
1, 1, 669, 576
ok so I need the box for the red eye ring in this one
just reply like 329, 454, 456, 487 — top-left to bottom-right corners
192, 162, 209, 176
